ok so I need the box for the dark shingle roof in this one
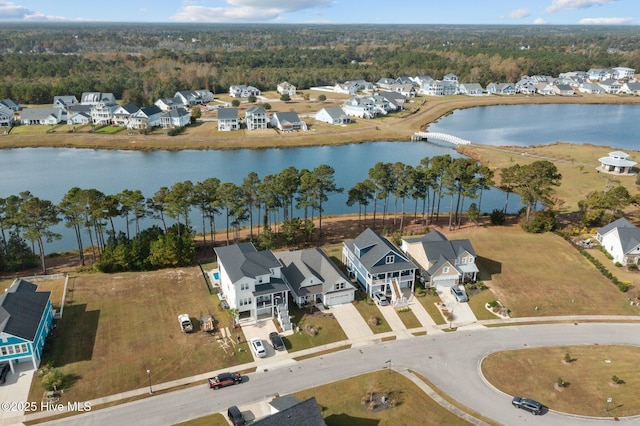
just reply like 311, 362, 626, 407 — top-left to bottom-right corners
214, 243, 281, 283
218, 107, 238, 120
345, 228, 415, 274
597, 217, 634, 236
254, 397, 326, 426
0, 279, 50, 341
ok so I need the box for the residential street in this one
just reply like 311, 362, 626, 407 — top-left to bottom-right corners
35, 323, 640, 426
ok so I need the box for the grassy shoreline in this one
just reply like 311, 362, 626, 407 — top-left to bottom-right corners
3, 94, 640, 151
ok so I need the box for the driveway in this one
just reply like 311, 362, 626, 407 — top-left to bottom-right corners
329, 303, 374, 345
0, 361, 36, 423
435, 286, 477, 327
239, 319, 292, 369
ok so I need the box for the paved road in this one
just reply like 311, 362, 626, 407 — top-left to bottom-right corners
38, 323, 640, 426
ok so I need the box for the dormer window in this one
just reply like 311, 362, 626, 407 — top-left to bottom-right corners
386, 255, 394, 264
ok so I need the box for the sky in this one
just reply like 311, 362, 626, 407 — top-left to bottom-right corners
0, 0, 636, 25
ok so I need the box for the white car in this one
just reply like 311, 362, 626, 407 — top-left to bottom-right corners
178, 314, 193, 333
249, 337, 267, 358
373, 291, 389, 306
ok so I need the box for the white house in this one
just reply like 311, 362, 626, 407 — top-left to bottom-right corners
67, 111, 91, 125
112, 103, 140, 127
487, 83, 516, 95
214, 243, 291, 329
0, 106, 14, 127
128, 105, 163, 129
245, 106, 268, 130
598, 151, 637, 175
342, 97, 376, 118
91, 103, 119, 125
578, 83, 605, 94
315, 107, 351, 125
81, 92, 116, 106
277, 81, 296, 97
598, 79, 622, 94
458, 83, 484, 95
229, 85, 260, 98
160, 107, 191, 128
270, 111, 307, 132
218, 107, 239, 131
154, 97, 185, 111
612, 67, 635, 80
620, 82, 640, 96
401, 230, 478, 287
21, 108, 63, 125
174, 90, 203, 106
535, 82, 556, 96
553, 84, 575, 96
596, 217, 640, 266
276, 247, 356, 307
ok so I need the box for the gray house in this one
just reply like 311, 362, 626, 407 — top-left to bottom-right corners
21, 108, 63, 125
218, 107, 239, 131
270, 111, 307, 132
0, 106, 14, 127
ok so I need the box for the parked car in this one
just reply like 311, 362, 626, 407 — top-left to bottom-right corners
450, 285, 468, 302
269, 332, 285, 351
178, 314, 193, 333
0, 363, 9, 384
512, 396, 543, 415
250, 337, 267, 358
208, 372, 242, 389
227, 405, 246, 426
373, 291, 389, 306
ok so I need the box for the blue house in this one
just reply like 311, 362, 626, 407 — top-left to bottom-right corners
342, 228, 416, 305
0, 279, 53, 373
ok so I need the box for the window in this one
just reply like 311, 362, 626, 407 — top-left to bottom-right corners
240, 283, 250, 291
469, 257, 474, 264
336, 283, 345, 290
461, 257, 467, 264
386, 255, 394, 264
443, 267, 449, 273
7, 346, 14, 355
21, 344, 28, 353
239, 298, 252, 307
0, 347, 6, 356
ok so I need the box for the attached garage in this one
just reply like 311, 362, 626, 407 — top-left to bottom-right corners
432, 276, 457, 288
324, 291, 355, 307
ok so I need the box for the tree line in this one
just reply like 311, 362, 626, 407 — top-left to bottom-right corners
0, 157, 572, 275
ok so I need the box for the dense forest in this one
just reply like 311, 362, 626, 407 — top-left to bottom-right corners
0, 23, 639, 105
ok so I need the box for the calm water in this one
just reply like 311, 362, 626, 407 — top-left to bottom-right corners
4, 103, 637, 253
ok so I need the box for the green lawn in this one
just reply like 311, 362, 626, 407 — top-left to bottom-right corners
396, 308, 422, 329
416, 293, 447, 326
286, 303, 348, 352
351, 290, 392, 334
173, 413, 228, 426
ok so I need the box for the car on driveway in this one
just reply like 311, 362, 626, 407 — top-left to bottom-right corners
450, 285, 468, 302
208, 372, 242, 389
227, 405, 246, 425
373, 291, 389, 306
512, 396, 543, 415
269, 332, 285, 351
250, 337, 267, 358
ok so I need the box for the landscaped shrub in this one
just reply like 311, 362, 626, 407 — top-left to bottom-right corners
520, 210, 556, 233
489, 209, 505, 225
615, 261, 623, 267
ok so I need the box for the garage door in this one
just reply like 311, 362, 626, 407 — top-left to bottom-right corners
433, 277, 456, 288
325, 291, 354, 306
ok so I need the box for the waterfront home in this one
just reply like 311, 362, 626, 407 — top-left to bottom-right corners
21, 107, 63, 125
598, 79, 622, 94
377, 91, 407, 109
535, 83, 556, 96
245, 106, 268, 130
0, 279, 54, 372
598, 151, 637, 175
218, 107, 239, 131
91, 103, 119, 125
458, 83, 484, 95
421, 79, 444, 96
486, 83, 516, 95
0, 106, 14, 127
620, 82, 640, 96
587, 68, 612, 81
515, 78, 536, 95
578, 83, 605, 94
596, 217, 640, 266
160, 107, 191, 128
67, 111, 91, 125
612, 67, 635, 80
112, 103, 140, 127
315, 107, 351, 125
128, 105, 163, 129
342, 228, 416, 302
553, 84, 575, 96
270, 111, 307, 132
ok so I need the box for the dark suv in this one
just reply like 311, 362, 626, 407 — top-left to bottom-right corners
512, 396, 543, 415
227, 405, 246, 426
0, 363, 9, 384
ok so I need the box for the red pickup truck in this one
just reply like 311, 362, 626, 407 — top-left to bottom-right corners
208, 372, 242, 390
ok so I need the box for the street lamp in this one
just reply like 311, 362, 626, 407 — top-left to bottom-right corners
147, 369, 153, 394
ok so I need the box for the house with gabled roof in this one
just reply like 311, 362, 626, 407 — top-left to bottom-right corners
270, 111, 307, 132
214, 243, 291, 329
277, 81, 296, 97
376, 77, 396, 90
245, 106, 268, 130
0, 99, 20, 112
254, 396, 325, 426
218, 107, 239, 131
400, 230, 478, 288
276, 247, 356, 307
155, 97, 185, 111
229, 85, 260, 98
389, 83, 416, 97
377, 91, 406, 110
578, 82, 605, 94
598, 79, 622, 94
21, 107, 63, 125
128, 105, 163, 129
67, 111, 91, 125
0, 279, 53, 372
53, 95, 78, 110
535, 82, 556, 96
553, 84, 575, 96
487, 83, 516, 95
596, 217, 640, 266
160, 107, 191, 128
334, 82, 359, 95
620, 82, 640, 96
81, 92, 116, 106
458, 83, 484, 95
0, 106, 14, 127
315, 107, 351, 125
342, 97, 376, 119
112, 103, 140, 127
342, 228, 416, 303
612, 67, 635, 80
174, 90, 202, 106
91, 103, 119, 125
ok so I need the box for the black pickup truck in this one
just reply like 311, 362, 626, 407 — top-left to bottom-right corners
208, 372, 242, 390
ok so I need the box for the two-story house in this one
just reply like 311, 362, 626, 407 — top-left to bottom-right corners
128, 105, 163, 129
269, 112, 307, 132
160, 107, 191, 128
0, 106, 14, 128
229, 85, 260, 98
400, 230, 478, 288
342, 228, 416, 304
315, 107, 351, 125
277, 81, 296, 97
0, 279, 53, 373
214, 243, 291, 330
218, 107, 239, 131
245, 106, 268, 130
112, 103, 140, 127
276, 247, 356, 308
596, 217, 640, 266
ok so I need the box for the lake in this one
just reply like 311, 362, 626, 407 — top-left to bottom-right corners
2, 103, 637, 253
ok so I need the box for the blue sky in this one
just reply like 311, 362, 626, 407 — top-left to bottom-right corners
0, 0, 636, 25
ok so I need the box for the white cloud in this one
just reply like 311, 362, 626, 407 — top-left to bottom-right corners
0, 1, 69, 21
546, 0, 616, 13
578, 16, 633, 24
509, 8, 530, 19
171, 0, 333, 22
533, 18, 549, 24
